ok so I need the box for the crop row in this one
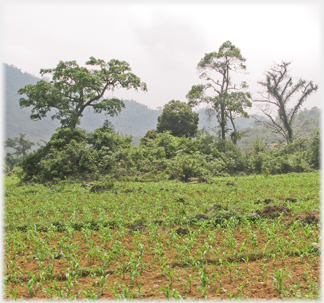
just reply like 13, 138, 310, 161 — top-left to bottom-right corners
4, 171, 320, 299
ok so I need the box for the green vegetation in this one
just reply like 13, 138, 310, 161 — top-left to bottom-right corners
14, 124, 319, 182
4, 64, 320, 148
18, 57, 147, 129
187, 40, 252, 143
4, 172, 320, 299
3, 50, 321, 300
157, 100, 199, 138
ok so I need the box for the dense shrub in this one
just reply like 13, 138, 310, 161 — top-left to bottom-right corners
90, 128, 132, 151
17, 126, 320, 182
19, 128, 88, 181
165, 152, 210, 181
37, 140, 99, 180
140, 129, 158, 146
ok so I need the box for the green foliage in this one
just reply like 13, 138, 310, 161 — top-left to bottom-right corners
4, 63, 159, 143
19, 128, 88, 181
18, 57, 147, 129
140, 129, 158, 146
157, 100, 199, 138
187, 41, 252, 142
89, 126, 132, 152
18, 122, 320, 182
244, 129, 320, 175
19, 124, 136, 181
5, 64, 320, 151
37, 140, 99, 180
166, 152, 210, 181
45, 128, 88, 150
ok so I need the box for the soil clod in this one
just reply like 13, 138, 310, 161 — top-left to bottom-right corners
176, 196, 186, 203
305, 214, 319, 224
195, 214, 209, 220
285, 198, 297, 202
255, 205, 290, 218
176, 227, 189, 235
197, 177, 209, 183
129, 222, 146, 232
287, 213, 320, 226
255, 198, 273, 205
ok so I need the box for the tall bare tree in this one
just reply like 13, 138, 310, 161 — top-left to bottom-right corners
254, 62, 318, 142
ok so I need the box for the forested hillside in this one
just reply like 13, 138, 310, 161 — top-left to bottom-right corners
4, 63, 320, 148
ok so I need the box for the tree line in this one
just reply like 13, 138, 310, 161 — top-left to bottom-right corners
5, 41, 320, 181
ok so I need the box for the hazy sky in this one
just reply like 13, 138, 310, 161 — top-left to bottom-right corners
1, 0, 323, 114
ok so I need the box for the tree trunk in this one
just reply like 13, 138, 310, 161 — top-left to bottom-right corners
280, 107, 293, 142
220, 103, 226, 140
287, 126, 293, 142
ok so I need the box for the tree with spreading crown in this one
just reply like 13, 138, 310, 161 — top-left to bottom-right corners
18, 57, 147, 129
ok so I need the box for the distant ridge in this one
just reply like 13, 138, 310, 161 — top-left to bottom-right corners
4, 63, 320, 148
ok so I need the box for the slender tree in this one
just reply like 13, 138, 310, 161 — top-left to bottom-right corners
18, 57, 147, 129
186, 41, 252, 143
254, 61, 318, 142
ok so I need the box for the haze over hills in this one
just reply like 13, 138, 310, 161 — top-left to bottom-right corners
4, 63, 320, 148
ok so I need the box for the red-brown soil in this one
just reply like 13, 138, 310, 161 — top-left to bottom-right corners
4, 211, 320, 300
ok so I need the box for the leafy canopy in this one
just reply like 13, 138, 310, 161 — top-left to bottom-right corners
18, 57, 147, 129
157, 100, 199, 138
187, 41, 252, 142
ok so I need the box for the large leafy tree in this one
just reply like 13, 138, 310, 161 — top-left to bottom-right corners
186, 41, 252, 143
254, 61, 318, 142
157, 100, 199, 138
18, 57, 147, 129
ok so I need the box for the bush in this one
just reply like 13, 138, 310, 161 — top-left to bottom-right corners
89, 128, 132, 151
18, 125, 320, 183
166, 152, 210, 181
19, 128, 88, 181
36, 140, 99, 181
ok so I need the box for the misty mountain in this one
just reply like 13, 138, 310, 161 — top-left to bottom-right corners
4, 63, 320, 148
